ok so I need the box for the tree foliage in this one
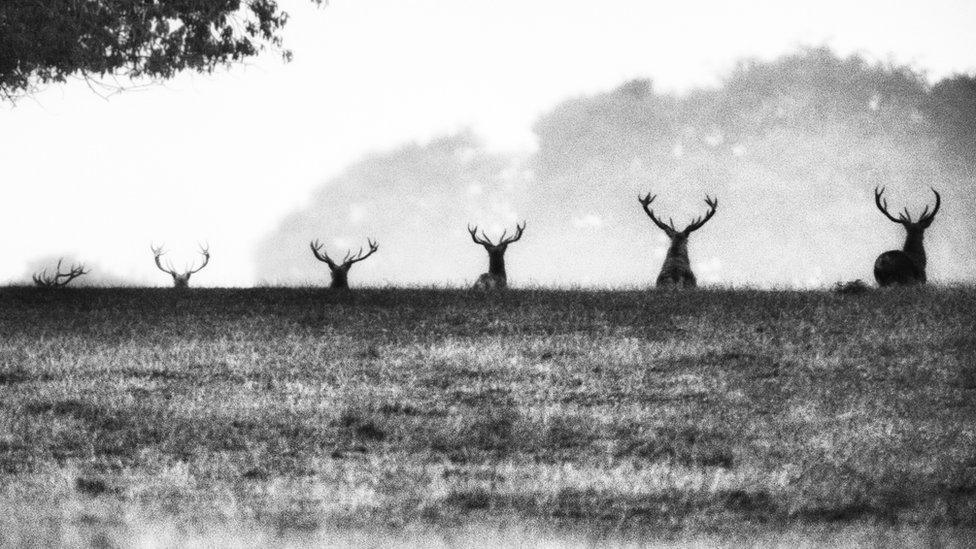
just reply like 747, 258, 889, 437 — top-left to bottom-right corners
923, 75, 976, 169
0, 0, 323, 99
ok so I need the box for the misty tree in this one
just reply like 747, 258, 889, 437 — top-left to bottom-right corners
0, 0, 324, 100
923, 75, 976, 169
921, 74, 976, 265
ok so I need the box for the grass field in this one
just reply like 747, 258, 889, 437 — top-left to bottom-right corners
0, 286, 974, 547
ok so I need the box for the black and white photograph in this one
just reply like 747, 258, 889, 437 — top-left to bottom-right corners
1, 1, 975, 546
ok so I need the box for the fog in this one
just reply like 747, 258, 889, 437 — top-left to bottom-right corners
257, 48, 976, 288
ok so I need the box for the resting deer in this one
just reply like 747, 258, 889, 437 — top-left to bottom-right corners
310, 238, 378, 289
152, 244, 210, 288
33, 258, 89, 288
873, 186, 940, 286
468, 222, 526, 290
638, 192, 718, 288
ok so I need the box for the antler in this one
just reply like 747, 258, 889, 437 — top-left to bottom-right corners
874, 186, 941, 227
309, 239, 338, 269
684, 195, 719, 234
153, 243, 210, 277
32, 258, 89, 287
874, 187, 909, 224
151, 244, 178, 276
311, 238, 378, 269
468, 222, 526, 247
344, 238, 379, 265
497, 222, 526, 246
917, 187, 941, 228
468, 224, 494, 247
186, 243, 210, 275
638, 193, 677, 236
640, 192, 718, 235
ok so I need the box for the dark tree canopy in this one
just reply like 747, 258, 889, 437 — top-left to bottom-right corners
0, 0, 323, 99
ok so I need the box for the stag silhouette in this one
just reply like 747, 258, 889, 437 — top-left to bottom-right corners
152, 244, 210, 288
468, 222, 526, 290
639, 193, 718, 288
873, 187, 941, 286
310, 238, 378, 289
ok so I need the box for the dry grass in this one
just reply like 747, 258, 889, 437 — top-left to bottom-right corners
0, 287, 974, 546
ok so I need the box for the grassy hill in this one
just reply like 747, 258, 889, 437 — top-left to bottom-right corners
0, 287, 974, 546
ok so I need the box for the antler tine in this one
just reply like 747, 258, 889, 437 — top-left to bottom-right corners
32, 266, 51, 286
917, 204, 930, 221
57, 263, 89, 285
498, 221, 526, 245
638, 192, 676, 235
874, 186, 907, 225
347, 238, 379, 265
514, 221, 527, 241
468, 224, 494, 247
151, 243, 177, 275
188, 243, 210, 274
684, 194, 719, 234
918, 187, 942, 227
901, 206, 913, 224
310, 239, 338, 269
55, 261, 83, 278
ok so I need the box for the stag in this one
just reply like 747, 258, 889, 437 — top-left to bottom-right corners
468, 222, 526, 290
873, 186, 941, 286
639, 192, 718, 288
152, 244, 210, 288
310, 238, 378, 289
32, 258, 89, 288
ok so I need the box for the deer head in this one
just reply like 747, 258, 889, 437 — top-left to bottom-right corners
873, 186, 940, 286
638, 192, 718, 288
32, 258, 89, 288
152, 243, 210, 288
468, 221, 526, 289
310, 238, 378, 289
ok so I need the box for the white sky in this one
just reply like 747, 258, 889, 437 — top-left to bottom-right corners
1, 0, 974, 286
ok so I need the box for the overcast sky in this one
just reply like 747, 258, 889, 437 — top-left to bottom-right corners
1, 0, 974, 286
